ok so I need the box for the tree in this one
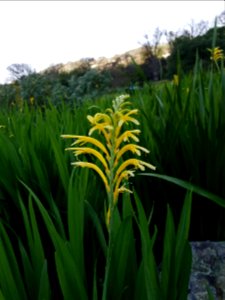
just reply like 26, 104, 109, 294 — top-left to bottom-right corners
187, 19, 209, 38
166, 25, 225, 77
141, 28, 164, 81
7, 63, 35, 81
218, 11, 225, 26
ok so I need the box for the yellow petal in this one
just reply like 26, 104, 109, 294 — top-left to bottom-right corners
72, 161, 110, 192
114, 159, 140, 181
116, 130, 141, 149
114, 186, 133, 204
114, 158, 156, 183
88, 124, 113, 136
87, 113, 112, 126
115, 144, 150, 163
65, 147, 109, 172
113, 170, 135, 203
117, 109, 140, 127
61, 135, 109, 157
87, 115, 94, 123
139, 160, 156, 171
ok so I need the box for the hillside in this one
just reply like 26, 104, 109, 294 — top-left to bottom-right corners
42, 45, 170, 75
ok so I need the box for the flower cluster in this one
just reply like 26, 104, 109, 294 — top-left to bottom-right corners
173, 74, 179, 86
61, 95, 155, 227
208, 47, 224, 62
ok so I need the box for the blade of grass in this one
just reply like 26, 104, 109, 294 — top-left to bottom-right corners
20, 181, 88, 300
85, 200, 107, 257
140, 173, 225, 208
133, 191, 160, 300
0, 223, 27, 300
174, 192, 192, 300
160, 204, 176, 299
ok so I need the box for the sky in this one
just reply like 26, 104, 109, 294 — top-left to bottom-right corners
0, 1, 224, 84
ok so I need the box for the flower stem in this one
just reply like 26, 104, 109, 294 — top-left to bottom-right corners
102, 118, 117, 300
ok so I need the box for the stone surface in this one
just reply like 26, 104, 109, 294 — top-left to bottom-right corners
188, 242, 225, 300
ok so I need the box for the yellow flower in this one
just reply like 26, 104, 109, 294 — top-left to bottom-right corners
114, 144, 150, 166
87, 113, 112, 125
114, 158, 156, 184
29, 97, 35, 105
72, 161, 110, 192
173, 74, 179, 86
117, 109, 139, 127
115, 129, 141, 149
61, 94, 155, 229
61, 135, 110, 159
208, 47, 224, 62
113, 170, 135, 202
112, 94, 130, 111
65, 147, 109, 172
87, 113, 113, 145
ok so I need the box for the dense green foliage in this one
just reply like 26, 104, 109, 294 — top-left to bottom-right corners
0, 67, 112, 108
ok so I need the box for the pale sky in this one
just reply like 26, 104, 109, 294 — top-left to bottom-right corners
0, 1, 224, 83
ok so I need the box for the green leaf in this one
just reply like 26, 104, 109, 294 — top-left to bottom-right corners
67, 169, 86, 281
160, 205, 176, 299
140, 173, 225, 208
134, 261, 148, 300
108, 216, 135, 299
175, 192, 192, 299
38, 261, 51, 300
92, 261, 98, 300
133, 191, 160, 300
0, 223, 27, 300
20, 181, 88, 300
85, 200, 107, 257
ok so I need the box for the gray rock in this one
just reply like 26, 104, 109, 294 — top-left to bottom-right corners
188, 242, 225, 300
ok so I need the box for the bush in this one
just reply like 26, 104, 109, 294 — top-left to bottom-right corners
68, 69, 112, 102
167, 26, 225, 76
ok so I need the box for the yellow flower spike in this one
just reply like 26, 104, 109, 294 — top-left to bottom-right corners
72, 161, 110, 193
65, 147, 109, 172
207, 47, 224, 62
30, 96, 35, 105
173, 74, 179, 86
62, 93, 156, 300
61, 94, 155, 230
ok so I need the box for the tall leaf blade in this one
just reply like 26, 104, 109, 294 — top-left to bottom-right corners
160, 205, 176, 299
134, 191, 160, 300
